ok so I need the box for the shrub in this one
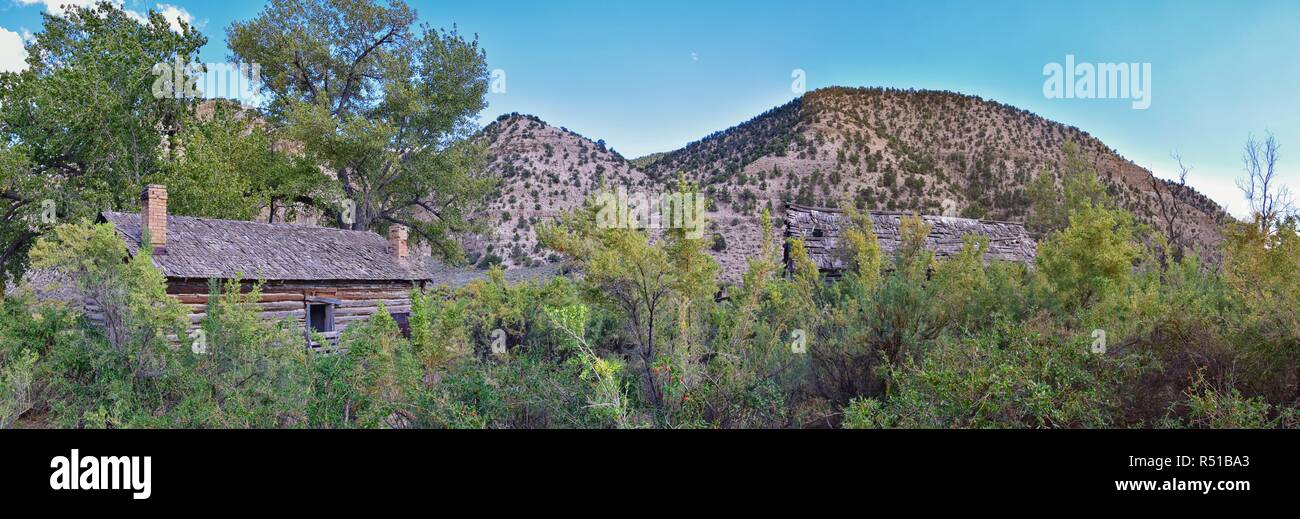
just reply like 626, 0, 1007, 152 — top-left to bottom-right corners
158, 279, 311, 428
318, 308, 423, 428
1183, 374, 1279, 429
0, 349, 37, 427
845, 320, 1153, 428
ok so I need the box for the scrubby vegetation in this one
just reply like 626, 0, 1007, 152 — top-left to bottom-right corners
0, 0, 1294, 429
3, 154, 1296, 428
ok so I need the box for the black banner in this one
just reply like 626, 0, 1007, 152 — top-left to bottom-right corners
0, 429, 1290, 510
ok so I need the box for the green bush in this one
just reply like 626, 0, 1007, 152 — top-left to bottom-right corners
844, 320, 1154, 428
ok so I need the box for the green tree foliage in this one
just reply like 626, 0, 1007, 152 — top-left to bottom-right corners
228, 0, 495, 262
0, 2, 205, 285
155, 103, 333, 222
408, 287, 472, 376
539, 180, 718, 421
697, 209, 819, 427
11, 223, 313, 427
0, 348, 37, 427
29, 223, 187, 352
327, 308, 425, 428
1035, 206, 1141, 312
1028, 141, 1111, 234
544, 303, 633, 427
1220, 217, 1300, 402
0, 145, 38, 292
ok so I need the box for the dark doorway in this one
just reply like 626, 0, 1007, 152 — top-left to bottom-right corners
307, 303, 334, 333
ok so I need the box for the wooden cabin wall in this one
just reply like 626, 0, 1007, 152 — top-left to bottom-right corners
164, 279, 422, 336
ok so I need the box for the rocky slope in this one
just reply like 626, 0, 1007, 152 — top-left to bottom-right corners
473, 88, 1228, 278
468, 113, 648, 268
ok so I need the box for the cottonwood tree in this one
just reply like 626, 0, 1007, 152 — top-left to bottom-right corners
0, 2, 205, 289
1237, 132, 1295, 234
156, 102, 334, 223
0, 147, 37, 294
228, 0, 495, 262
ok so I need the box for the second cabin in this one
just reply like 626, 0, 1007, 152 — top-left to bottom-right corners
782, 203, 1039, 277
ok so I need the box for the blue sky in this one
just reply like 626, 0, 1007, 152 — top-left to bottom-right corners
2, 0, 1298, 215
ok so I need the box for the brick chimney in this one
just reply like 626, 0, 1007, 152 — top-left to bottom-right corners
388, 225, 408, 259
141, 184, 168, 252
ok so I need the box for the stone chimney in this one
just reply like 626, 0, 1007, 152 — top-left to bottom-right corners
388, 225, 409, 259
141, 184, 168, 252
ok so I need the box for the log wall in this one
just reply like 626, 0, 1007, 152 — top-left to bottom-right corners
164, 278, 423, 341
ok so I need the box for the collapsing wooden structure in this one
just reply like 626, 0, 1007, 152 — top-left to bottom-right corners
98, 185, 432, 350
782, 204, 1037, 275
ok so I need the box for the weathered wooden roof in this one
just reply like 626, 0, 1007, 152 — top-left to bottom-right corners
784, 204, 1037, 272
100, 212, 433, 282
427, 262, 571, 288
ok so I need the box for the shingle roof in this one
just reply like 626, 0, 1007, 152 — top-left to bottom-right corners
784, 204, 1037, 273
100, 212, 433, 281
427, 262, 570, 288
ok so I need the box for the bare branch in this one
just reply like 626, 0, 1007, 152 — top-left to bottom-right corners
1238, 131, 1295, 233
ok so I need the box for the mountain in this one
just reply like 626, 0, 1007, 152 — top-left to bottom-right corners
468, 113, 648, 268
474, 88, 1228, 277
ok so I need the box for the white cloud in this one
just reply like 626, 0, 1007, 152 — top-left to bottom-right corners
0, 27, 29, 73
15, 0, 117, 16
1188, 175, 1251, 219
16, 1, 194, 33
155, 4, 194, 33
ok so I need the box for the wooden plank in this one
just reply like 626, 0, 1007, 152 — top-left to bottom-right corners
183, 301, 304, 313
175, 293, 305, 304
336, 292, 411, 301
263, 301, 306, 311
335, 305, 410, 317
259, 310, 306, 320
336, 299, 408, 308
257, 293, 307, 303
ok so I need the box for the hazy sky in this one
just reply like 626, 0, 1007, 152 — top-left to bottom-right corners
3, 0, 1298, 216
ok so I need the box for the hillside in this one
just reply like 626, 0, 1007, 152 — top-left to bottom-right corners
468, 113, 649, 268
475, 88, 1228, 277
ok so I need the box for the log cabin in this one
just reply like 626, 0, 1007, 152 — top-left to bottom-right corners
96, 185, 433, 350
783, 203, 1037, 277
